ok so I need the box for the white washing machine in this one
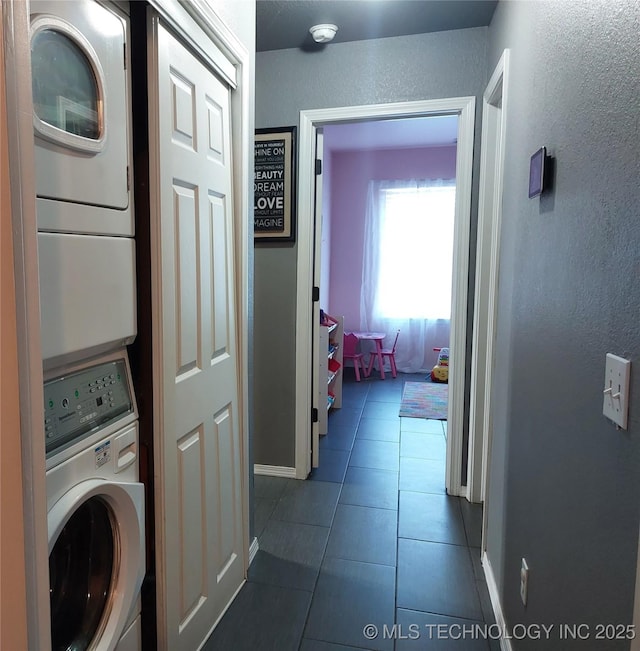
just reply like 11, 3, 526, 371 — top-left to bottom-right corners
45, 350, 144, 651
30, 0, 137, 368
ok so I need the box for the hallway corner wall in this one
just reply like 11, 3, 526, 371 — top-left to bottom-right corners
485, 1, 640, 645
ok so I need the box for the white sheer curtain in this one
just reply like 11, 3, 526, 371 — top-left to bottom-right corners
360, 178, 456, 373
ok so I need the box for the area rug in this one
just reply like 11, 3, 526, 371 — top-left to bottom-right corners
399, 382, 448, 420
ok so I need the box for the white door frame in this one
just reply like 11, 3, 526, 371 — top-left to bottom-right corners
295, 98, 475, 494
467, 51, 510, 514
2, 1, 51, 647
311, 130, 324, 468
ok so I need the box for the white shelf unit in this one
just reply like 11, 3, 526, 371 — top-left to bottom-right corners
318, 314, 343, 436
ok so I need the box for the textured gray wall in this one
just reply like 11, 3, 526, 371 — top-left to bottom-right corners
209, 0, 255, 48
485, 1, 640, 647
254, 27, 488, 467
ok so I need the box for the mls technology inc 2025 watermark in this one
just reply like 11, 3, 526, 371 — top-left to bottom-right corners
361, 622, 636, 642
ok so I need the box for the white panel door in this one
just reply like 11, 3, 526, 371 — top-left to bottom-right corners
151, 20, 244, 650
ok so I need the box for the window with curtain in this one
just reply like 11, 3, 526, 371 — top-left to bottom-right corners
360, 178, 456, 372
376, 182, 456, 319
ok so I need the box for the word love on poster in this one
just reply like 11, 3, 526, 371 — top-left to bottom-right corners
254, 127, 296, 242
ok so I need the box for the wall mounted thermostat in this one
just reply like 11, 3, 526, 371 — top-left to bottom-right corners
528, 146, 548, 198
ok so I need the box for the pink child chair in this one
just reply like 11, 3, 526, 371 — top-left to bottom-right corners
367, 330, 400, 378
342, 332, 366, 382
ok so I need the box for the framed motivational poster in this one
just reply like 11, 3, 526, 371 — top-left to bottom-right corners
254, 126, 296, 242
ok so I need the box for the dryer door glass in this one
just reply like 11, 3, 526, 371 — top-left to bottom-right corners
49, 497, 115, 651
31, 28, 101, 140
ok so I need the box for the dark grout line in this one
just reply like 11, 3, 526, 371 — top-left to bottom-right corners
396, 535, 472, 548
297, 404, 359, 649
250, 373, 485, 651
396, 605, 489, 624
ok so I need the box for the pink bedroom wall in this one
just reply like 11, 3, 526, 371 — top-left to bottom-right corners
327, 145, 457, 330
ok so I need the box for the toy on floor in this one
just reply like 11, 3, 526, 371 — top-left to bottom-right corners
430, 347, 449, 383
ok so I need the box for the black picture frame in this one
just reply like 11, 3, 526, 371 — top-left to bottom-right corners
254, 126, 297, 242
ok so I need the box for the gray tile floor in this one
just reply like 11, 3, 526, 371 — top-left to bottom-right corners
204, 373, 498, 651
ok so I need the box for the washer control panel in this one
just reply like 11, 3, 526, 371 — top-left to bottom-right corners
44, 358, 133, 456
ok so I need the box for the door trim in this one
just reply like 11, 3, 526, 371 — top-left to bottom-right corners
2, 1, 51, 647
311, 130, 324, 468
468, 50, 510, 513
295, 98, 476, 494
148, 0, 237, 88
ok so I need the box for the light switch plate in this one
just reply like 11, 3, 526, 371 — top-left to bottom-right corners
603, 353, 631, 429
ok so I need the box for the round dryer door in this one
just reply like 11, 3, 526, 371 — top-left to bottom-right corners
31, 21, 104, 148
30, 0, 130, 215
48, 480, 145, 651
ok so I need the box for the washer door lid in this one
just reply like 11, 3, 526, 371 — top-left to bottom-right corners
48, 480, 145, 651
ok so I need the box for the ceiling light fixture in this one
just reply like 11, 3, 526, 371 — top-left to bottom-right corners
309, 23, 338, 44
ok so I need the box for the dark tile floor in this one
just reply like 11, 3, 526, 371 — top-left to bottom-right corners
204, 372, 497, 651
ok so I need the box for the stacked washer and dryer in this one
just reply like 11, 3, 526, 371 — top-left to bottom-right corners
31, 0, 145, 649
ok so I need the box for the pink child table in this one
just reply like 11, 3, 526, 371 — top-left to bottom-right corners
352, 331, 387, 379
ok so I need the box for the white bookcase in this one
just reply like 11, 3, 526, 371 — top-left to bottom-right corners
318, 314, 343, 436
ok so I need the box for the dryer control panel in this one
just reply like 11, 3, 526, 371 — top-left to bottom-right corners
44, 358, 133, 457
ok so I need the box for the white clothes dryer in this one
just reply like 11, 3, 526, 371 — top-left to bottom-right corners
45, 350, 144, 651
30, 0, 133, 235
38, 231, 137, 367
30, 0, 137, 368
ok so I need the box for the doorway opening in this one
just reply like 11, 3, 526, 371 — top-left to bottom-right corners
317, 115, 459, 479
322, 115, 458, 367
294, 97, 476, 498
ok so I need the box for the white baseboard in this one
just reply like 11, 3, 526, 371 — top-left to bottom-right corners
249, 536, 259, 565
482, 551, 513, 651
254, 464, 297, 478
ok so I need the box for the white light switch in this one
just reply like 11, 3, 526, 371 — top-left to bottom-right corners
603, 353, 631, 429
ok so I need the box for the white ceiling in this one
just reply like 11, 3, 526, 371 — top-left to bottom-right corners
323, 115, 459, 152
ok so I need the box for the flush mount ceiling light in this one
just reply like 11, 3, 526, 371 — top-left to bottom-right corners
309, 23, 338, 44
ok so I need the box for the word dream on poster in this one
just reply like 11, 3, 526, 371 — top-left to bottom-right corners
254, 139, 287, 233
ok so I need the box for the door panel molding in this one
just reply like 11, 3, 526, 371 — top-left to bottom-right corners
147, 3, 251, 648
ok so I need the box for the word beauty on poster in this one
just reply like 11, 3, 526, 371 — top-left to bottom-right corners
254, 127, 296, 242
